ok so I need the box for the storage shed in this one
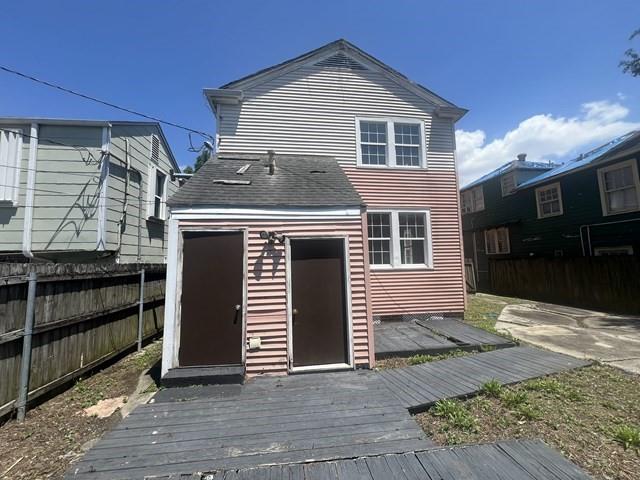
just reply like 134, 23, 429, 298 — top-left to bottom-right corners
161, 153, 372, 381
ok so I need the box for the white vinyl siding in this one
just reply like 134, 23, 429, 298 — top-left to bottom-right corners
501, 172, 516, 197
461, 186, 484, 214
356, 117, 426, 168
597, 159, 640, 216
485, 227, 510, 254
0, 128, 23, 205
535, 182, 563, 218
368, 210, 432, 268
216, 66, 455, 170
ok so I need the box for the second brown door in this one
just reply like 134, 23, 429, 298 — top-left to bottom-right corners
290, 238, 349, 368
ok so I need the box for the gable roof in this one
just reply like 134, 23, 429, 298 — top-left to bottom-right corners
517, 130, 640, 189
0, 117, 181, 172
461, 160, 558, 192
168, 153, 363, 209
205, 39, 467, 121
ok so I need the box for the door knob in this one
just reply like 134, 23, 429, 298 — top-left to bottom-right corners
292, 308, 299, 315
235, 304, 241, 311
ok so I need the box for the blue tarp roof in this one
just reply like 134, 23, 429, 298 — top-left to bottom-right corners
461, 130, 640, 192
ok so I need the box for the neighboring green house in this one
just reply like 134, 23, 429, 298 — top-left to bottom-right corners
461, 131, 640, 290
0, 118, 181, 263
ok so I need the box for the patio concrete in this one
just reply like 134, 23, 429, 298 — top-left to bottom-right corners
497, 302, 640, 374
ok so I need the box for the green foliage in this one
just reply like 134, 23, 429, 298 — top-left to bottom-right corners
182, 165, 194, 174
516, 404, 542, 421
613, 425, 640, 450
408, 354, 436, 365
480, 379, 503, 397
525, 378, 562, 393
620, 29, 640, 77
194, 149, 211, 172
407, 349, 470, 365
500, 389, 528, 407
432, 399, 477, 432
433, 399, 460, 417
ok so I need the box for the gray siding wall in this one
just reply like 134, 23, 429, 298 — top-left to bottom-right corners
0, 123, 30, 251
217, 65, 456, 170
107, 124, 179, 263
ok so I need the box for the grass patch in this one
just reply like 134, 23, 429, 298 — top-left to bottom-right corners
479, 379, 502, 397
614, 425, 640, 450
463, 294, 524, 334
377, 349, 474, 370
432, 400, 476, 432
415, 365, 640, 480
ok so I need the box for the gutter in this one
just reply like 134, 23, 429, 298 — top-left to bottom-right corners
21, 123, 38, 259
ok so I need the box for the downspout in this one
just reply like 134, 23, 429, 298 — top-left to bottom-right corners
22, 123, 38, 259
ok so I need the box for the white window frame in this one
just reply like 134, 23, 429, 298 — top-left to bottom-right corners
355, 117, 427, 169
484, 227, 510, 255
461, 185, 484, 214
535, 182, 564, 219
147, 163, 168, 220
594, 245, 634, 256
367, 212, 392, 266
501, 171, 517, 197
367, 209, 433, 269
0, 128, 23, 206
597, 159, 640, 216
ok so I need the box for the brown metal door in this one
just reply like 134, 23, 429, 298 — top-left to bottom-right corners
290, 238, 349, 367
179, 231, 244, 366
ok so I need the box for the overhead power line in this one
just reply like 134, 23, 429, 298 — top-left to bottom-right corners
0, 65, 213, 140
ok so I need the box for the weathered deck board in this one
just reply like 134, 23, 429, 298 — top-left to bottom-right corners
190, 439, 591, 479
378, 346, 590, 410
374, 318, 514, 359
66, 370, 432, 480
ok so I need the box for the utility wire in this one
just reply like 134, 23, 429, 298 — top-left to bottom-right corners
0, 65, 213, 140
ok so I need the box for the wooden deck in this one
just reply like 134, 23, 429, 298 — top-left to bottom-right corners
187, 439, 591, 479
378, 346, 590, 411
67, 346, 591, 479
374, 318, 514, 359
67, 370, 431, 480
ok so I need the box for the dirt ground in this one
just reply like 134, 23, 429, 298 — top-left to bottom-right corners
0, 341, 162, 480
415, 364, 640, 480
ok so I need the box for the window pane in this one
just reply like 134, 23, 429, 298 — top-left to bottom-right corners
369, 239, 391, 265
399, 213, 425, 238
400, 239, 425, 264
608, 187, 638, 211
395, 145, 420, 166
361, 144, 386, 165
394, 123, 420, 145
604, 166, 633, 191
360, 121, 387, 144
156, 172, 165, 197
367, 213, 391, 238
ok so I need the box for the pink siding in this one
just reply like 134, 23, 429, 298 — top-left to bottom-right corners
342, 167, 465, 316
179, 217, 371, 376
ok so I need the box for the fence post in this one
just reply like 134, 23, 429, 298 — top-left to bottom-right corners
137, 268, 145, 351
16, 271, 37, 421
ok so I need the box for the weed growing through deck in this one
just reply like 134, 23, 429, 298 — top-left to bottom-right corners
614, 425, 640, 450
479, 379, 503, 397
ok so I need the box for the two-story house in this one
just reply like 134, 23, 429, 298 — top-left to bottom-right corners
461, 131, 640, 291
0, 118, 181, 263
161, 39, 467, 381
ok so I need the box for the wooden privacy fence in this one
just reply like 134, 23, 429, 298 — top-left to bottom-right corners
489, 256, 640, 314
0, 263, 166, 419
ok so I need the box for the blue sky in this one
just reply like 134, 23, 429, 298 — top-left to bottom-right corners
1, 1, 639, 183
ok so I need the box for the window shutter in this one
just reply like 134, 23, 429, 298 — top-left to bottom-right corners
0, 129, 23, 204
150, 134, 160, 163
147, 163, 157, 218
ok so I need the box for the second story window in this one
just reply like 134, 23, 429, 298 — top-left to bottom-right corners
147, 164, 168, 221
357, 117, 426, 168
597, 159, 640, 216
154, 170, 166, 219
535, 182, 563, 218
461, 186, 484, 214
0, 128, 23, 205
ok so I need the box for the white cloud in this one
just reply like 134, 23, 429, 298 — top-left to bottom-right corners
456, 100, 640, 186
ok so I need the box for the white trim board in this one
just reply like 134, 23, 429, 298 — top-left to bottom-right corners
171, 207, 362, 220
96, 126, 111, 251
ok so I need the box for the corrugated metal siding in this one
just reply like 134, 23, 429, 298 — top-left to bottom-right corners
343, 167, 465, 316
178, 217, 371, 377
218, 66, 454, 171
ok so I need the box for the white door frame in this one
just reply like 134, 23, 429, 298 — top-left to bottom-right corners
163, 224, 248, 376
285, 235, 354, 373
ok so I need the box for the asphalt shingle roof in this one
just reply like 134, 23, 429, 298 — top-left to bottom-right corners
168, 153, 364, 209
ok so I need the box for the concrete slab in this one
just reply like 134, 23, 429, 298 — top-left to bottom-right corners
497, 302, 640, 374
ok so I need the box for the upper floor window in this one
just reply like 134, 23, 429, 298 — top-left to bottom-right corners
367, 210, 432, 268
0, 128, 23, 205
535, 182, 563, 218
597, 159, 640, 216
461, 186, 484, 214
147, 164, 168, 221
356, 117, 426, 168
501, 172, 516, 196
485, 227, 510, 254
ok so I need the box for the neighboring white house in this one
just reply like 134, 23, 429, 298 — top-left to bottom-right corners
0, 118, 180, 263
